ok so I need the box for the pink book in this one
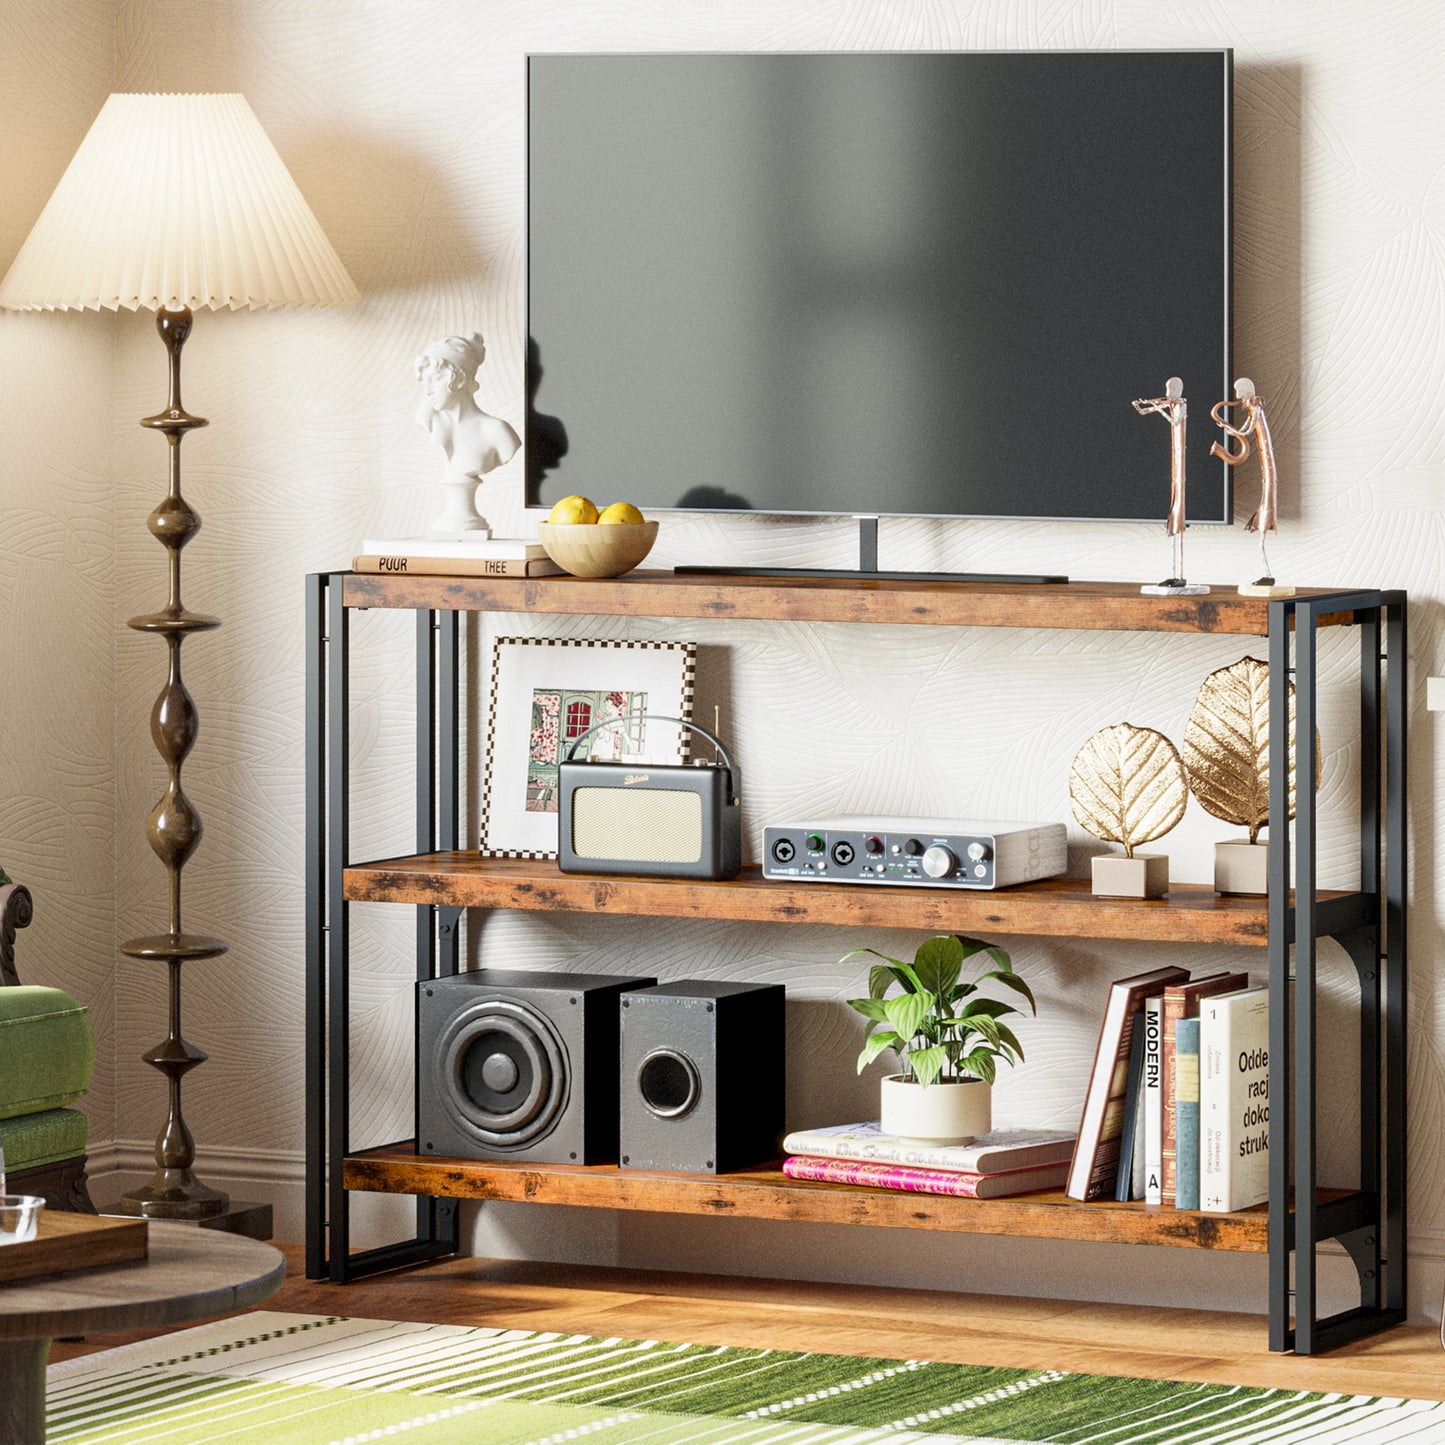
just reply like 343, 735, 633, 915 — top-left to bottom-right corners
782, 1154, 1068, 1199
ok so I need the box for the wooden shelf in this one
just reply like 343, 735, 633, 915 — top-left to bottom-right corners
344, 854, 1369, 947
344, 1143, 1365, 1255
342, 571, 1361, 635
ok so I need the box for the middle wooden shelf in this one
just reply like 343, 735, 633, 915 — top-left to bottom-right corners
343, 853, 1370, 947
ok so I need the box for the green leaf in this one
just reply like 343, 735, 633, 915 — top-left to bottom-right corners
956, 935, 1010, 966
907, 1045, 948, 1088
966, 1014, 1004, 1050
911, 935, 964, 998
957, 1048, 999, 1085
857, 1031, 902, 1073
981, 944, 1015, 973
989, 1021, 1026, 1061
840, 946, 905, 975
846, 996, 891, 1022
954, 998, 1018, 1021
977, 970, 1036, 1014
867, 961, 920, 1000
883, 991, 931, 1041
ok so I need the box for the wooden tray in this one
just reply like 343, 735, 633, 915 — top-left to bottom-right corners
0, 1211, 148, 1284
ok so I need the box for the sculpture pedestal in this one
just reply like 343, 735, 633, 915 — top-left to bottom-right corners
1215, 840, 1270, 895
1091, 853, 1169, 899
427, 475, 490, 538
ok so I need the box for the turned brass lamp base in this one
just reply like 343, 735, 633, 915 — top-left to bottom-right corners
119, 309, 231, 1222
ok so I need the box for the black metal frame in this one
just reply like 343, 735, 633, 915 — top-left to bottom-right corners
306, 573, 462, 1281
1266, 589, 1407, 1352
304, 573, 1408, 1350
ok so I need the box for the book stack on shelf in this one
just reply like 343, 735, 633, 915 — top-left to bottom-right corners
353, 537, 564, 578
781, 1122, 1077, 1200
1066, 966, 1269, 1214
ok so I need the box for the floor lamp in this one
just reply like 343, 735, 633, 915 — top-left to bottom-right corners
0, 93, 358, 1220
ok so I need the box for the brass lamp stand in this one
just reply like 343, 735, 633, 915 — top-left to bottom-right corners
118, 306, 230, 1217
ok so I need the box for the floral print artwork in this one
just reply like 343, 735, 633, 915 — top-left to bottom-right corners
526, 687, 646, 812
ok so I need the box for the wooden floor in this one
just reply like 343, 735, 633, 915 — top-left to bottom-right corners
47, 1243, 1445, 1402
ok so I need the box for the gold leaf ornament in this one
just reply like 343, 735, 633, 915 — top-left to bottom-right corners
1069, 723, 1188, 858
1182, 656, 1319, 843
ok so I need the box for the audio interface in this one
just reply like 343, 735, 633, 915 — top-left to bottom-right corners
762, 816, 1068, 890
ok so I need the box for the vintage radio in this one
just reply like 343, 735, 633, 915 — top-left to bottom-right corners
558, 716, 742, 880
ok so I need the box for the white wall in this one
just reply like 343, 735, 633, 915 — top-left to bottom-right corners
1, 0, 1441, 1324
0, 3, 119, 1138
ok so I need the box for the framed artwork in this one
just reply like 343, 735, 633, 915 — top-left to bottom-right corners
479, 636, 697, 857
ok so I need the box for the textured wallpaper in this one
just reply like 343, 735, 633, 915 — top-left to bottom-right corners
1, 0, 1442, 1318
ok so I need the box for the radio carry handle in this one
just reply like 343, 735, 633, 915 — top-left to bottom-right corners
563, 714, 736, 790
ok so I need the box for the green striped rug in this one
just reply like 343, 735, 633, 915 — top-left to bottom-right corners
46, 1311, 1444, 1444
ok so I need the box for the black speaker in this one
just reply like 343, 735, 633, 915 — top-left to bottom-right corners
417, 969, 654, 1164
619, 980, 786, 1173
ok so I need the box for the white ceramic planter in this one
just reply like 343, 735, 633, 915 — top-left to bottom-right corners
880, 1074, 992, 1145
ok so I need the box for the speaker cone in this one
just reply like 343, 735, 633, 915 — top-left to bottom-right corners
436, 999, 569, 1149
637, 1048, 701, 1119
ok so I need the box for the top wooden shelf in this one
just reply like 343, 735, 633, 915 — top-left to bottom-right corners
341, 571, 1363, 635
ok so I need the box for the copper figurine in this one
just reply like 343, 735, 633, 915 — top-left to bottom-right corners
1133, 377, 1208, 596
1211, 377, 1291, 596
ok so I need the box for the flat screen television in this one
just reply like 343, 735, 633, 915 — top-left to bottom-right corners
526, 51, 1232, 575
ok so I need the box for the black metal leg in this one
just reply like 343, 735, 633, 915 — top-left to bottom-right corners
325, 579, 352, 1281
1384, 598, 1408, 1318
410, 609, 463, 1257
308, 586, 464, 1283
1266, 592, 1408, 1353
304, 574, 327, 1279
1293, 604, 1319, 1352
1341, 925, 1382, 1315
1267, 601, 1292, 1352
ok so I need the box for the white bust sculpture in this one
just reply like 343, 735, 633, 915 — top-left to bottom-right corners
414, 332, 520, 537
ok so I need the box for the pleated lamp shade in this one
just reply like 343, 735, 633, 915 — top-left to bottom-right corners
0, 92, 358, 312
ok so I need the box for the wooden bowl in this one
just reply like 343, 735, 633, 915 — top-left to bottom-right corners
537, 520, 659, 578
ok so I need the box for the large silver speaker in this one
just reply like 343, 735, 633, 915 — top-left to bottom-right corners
619, 980, 786, 1173
417, 969, 654, 1164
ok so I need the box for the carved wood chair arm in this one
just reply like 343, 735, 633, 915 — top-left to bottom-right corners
1, 881, 35, 987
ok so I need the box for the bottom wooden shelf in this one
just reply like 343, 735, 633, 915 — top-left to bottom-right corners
343, 1144, 1362, 1254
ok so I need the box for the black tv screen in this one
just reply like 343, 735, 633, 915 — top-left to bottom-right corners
527, 51, 1232, 525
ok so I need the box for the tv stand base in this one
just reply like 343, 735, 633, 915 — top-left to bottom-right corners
675, 515, 1068, 585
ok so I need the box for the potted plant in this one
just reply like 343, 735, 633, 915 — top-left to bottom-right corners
845, 933, 1035, 1145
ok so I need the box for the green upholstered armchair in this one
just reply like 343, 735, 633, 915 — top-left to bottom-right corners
1, 876, 97, 1211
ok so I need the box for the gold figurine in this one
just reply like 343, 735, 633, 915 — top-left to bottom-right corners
1210, 377, 1293, 597
1133, 377, 1208, 596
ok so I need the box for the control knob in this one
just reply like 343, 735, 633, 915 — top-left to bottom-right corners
922, 845, 958, 879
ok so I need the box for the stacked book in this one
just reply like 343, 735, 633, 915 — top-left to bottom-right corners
781, 1122, 1076, 1200
1065, 967, 1269, 1214
353, 537, 564, 578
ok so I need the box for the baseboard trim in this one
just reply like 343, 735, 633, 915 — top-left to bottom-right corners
86, 1139, 307, 1242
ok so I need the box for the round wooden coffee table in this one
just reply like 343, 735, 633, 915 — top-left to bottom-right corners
0, 1220, 285, 1443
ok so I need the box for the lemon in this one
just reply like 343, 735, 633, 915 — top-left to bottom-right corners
597, 501, 645, 525
547, 494, 599, 525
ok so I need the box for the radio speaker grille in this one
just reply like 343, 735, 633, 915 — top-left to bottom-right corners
572, 787, 701, 863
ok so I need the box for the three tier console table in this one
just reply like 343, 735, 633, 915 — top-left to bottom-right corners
305, 572, 1407, 1355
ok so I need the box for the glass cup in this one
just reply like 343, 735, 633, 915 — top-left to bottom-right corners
0, 1194, 44, 1244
